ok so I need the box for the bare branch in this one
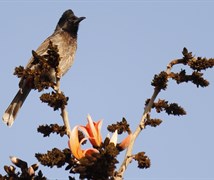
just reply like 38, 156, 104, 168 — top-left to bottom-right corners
61, 106, 71, 138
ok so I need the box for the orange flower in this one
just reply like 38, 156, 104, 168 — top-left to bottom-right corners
109, 130, 132, 150
118, 133, 132, 150
68, 126, 99, 160
79, 114, 103, 147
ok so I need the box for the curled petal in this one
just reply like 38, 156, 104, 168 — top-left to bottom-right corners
10, 156, 28, 169
28, 166, 35, 176
9, 166, 15, 171
110, 130, 118, 146
69, 125, 99, 160
68, 126, 84, 159
10, 156, 18, 164
79, 114, 103, 147
119, 133, 132, 150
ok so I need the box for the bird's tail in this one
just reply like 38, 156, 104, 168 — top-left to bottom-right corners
2, 86, 31, 127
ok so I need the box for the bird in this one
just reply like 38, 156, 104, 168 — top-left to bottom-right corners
2, 9, 85, 126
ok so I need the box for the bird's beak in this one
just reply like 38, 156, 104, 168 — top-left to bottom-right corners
74, 16, 86, 24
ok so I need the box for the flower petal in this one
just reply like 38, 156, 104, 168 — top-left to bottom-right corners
68, 126, 84, 159
79, 114, 103, 147
69, 125, 100, 160
110, 130, 118, 146
119, 133, 132, 150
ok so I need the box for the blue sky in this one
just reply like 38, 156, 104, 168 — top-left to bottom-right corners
0, 1, 214, 179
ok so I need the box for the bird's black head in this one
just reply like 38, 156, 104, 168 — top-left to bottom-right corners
55, 9, 85, 36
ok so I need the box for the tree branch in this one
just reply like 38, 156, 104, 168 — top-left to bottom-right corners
55, 77, 71, 138
114, 58, 181, 179
60, 106, 71, 138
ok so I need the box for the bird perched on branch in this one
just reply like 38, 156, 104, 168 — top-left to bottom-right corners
2, 9, 85, 126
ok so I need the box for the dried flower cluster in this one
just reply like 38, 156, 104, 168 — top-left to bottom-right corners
107, 117, 131, 134
146, 99, 186, 116
14, 41, 60, 92
133, 152, 151, 169
40, 91, 68, 110
145, 114, 162, 127
37, 124, 66, 137
1, 157, 46, 179
151, 71, 168, 90
35, 148, 72, 168
170, 70, 209, 87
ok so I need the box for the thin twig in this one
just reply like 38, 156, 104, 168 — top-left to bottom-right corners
55, 77, 71, 138
61, 106, 71, 138
54, 76, 61, 93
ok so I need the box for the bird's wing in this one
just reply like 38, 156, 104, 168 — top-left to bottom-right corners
24, 31, 74, 76
25, 35, 53, 69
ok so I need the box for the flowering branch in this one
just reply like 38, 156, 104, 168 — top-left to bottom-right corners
114, 48, 214, 179
3, 46, 213, 179
115, 88, 160, 179
54, 74, 71, 137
